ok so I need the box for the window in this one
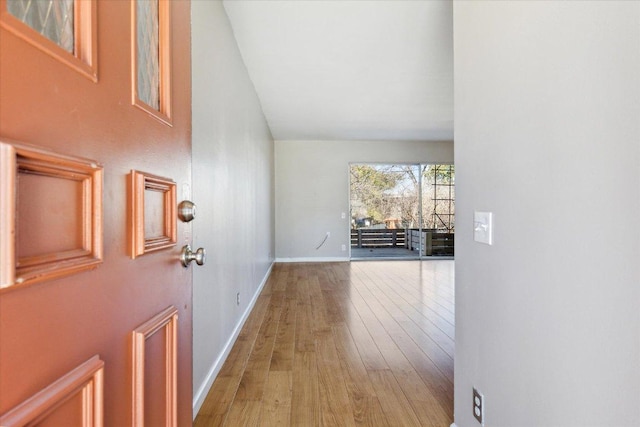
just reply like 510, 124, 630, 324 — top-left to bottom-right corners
350, 163, 455, 259
132, 0, 171, 125
422, 164, 455, 232
1, 0, 98, 81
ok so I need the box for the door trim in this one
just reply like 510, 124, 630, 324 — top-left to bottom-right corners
0, 0, 98, 81
128, 170, 177, 259
0, 355, 104, 426
131, 305, 178, 427
0, 140, 103, 291
0, 143, 16, 288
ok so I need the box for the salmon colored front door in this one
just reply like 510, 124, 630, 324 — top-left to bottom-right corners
0, 0, 192, 425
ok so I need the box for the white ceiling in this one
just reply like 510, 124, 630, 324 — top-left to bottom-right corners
223, 0, 453, 142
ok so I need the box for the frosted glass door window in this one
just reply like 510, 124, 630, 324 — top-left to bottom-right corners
136, 0, 160, 110
7, 0, 74, 53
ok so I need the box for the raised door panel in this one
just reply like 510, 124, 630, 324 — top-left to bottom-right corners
131, 306, 178, 427
0, 141, 103, 289
0, 356, 103, 427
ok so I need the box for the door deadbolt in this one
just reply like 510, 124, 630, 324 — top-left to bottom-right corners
178, 200, 196, 222
181, 245, 206, 267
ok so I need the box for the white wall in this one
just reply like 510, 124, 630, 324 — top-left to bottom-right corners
275, 140, 453, 260
191, 0, 275, 415
454, 2, 640, 426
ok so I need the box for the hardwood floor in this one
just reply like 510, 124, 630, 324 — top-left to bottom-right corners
194, 261, 454, 426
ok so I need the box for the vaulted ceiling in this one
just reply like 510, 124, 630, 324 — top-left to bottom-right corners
223, 0, 453, 142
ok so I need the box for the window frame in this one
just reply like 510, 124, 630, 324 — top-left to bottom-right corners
0, 0, 98, 82
131, 0, 172, 126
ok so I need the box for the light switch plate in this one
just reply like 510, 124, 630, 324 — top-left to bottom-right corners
474, 211, 493, 245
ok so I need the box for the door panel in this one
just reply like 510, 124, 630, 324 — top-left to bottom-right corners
0, 355, 104, 427
0, 0, 192, 425
6, 142, 103, 286
131, 306, 178, 427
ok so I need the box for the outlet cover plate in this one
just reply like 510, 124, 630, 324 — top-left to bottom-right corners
473, 387, 484, 425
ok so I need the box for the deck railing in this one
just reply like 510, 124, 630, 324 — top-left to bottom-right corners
351, 228, 454, 256
407, 229, 454, 256
350, 228, 406, 249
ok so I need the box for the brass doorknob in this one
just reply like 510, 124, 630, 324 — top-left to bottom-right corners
180, 245, 206, 267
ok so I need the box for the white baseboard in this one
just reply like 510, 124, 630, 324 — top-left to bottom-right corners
275, 257, 349, 263
192, 261, 274, 419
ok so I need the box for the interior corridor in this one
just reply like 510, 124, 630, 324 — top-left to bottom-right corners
195, 261, 454, 426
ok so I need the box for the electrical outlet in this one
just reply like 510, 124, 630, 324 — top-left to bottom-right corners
473, 387, 484, 425
341, 244, 346, 251
236, 292, 240, 306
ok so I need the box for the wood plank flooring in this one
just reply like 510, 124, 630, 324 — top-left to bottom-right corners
194, 261, 454, 427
